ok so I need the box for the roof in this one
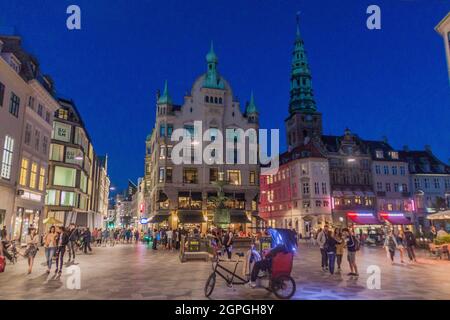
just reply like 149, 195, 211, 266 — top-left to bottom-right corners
364, 140, 403, 161
399, 150, 450, 175
435, 12, 450, 35
279, 141, 326, 165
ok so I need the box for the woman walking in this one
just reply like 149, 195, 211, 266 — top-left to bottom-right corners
384, 231, 398, 265
43, 226, 58, 274
396, 230, 406, 263
24, 227, 39, 274
55, 226, 69, 275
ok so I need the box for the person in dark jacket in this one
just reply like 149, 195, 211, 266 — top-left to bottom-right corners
83, 228, 92, 254
404, 227, 417, 262
55, 226, 69, 275
325, 231, 341, 275
67, 223, 79, 263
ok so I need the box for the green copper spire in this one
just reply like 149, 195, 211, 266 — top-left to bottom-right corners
203, 41, 225, 89
246, 91, 258, 114
289, 14, 317, 114
158, 80, 172, 105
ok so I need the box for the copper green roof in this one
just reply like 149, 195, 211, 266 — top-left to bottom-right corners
246, 91, 258, 114
203, 41, 224, 90
157, 80, 172, 105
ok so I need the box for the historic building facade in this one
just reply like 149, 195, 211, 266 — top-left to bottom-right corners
144, 44, 260, 232
0, 35, 59, 243
44, 99, 110, 229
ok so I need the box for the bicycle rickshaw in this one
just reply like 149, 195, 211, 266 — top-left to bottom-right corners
204, 228, 297, 299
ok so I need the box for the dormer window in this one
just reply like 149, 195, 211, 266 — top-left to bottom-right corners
375, 150, 384, 159
389, 151, 398, 159
8, 55, 21, 73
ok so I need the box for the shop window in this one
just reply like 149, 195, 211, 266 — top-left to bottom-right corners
53, 166, 76, 187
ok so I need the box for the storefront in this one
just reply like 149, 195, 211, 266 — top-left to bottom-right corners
12, 207, 41, 246
379, 212, 415, 233
346, 212, 385, 246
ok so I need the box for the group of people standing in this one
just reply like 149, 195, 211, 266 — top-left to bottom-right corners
383, 227, 417, 264
316, 225, 360, 276
149, 228, 182, 250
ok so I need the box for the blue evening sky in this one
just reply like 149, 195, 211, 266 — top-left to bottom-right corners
1, 0, 449, 191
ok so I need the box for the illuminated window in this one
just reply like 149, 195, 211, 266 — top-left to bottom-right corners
227, 170, 241, 185
19, 158, 29, 186
183, 168, 197, 184
38, 167, 45, 191
1, 135, 14, 179
249, 171, 256, 185
375, 150, 383, 159
52, 121, 71, 142
57, 109, 68, 120
60, 191, 76, 206
45, 189, 58, 205
29, 162, 38, 189
53, 166, 76, 187
50, 144, 64, 161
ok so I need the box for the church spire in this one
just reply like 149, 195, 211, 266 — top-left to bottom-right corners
289, 13, 317, 114
246, 91, 258, 114
203, 41, 224, 89
158, 80, 172, 105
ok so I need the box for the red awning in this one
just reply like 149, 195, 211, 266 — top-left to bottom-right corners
380, 213, 412, 225
347, 212, 382, 225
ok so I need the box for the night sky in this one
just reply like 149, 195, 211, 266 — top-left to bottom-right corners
1, 0, 449, 192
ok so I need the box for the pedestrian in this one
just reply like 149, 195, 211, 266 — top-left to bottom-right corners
134, 229, 140, 244
396, 230, 406, 263
96, 228, 103, 246
223, 228, 234, 259
152, 228, 158, 250
317, 225, 329, 271
384, 230, 398, 265
23, 227, 39, 274
166, 228, 173, 250
430, 225, 437, 241
109, 228, 115, 246
67, 223, 79, 263
102, 229, 109, 247
335, 230, 345, 272
83, 228, 92, 254
55, 226, 69, 275
43, 226, 58, 274
342, 228, 359, 276
404, 227, 417, 262
325, 230, 340, 275
0, 226, 7, 241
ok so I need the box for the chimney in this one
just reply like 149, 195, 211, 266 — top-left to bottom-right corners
403, 145, 409, 152
425, 145, 432, 153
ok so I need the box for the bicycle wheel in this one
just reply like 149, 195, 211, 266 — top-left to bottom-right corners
204, 273, 216, 298
271, 275, 296, 300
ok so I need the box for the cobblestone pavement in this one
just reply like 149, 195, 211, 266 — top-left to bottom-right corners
0, 242, 449, 300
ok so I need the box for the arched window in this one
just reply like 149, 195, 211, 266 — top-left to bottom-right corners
205, 96, 209, 103
219, 98, 222, 104
214, 97, 218, 104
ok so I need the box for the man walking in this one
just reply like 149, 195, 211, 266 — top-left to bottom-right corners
342, 228, 359, 276
404, 227, 417, 262
166, 228, 173, 250
317, 225, 329, 271
67, 223, 79, 263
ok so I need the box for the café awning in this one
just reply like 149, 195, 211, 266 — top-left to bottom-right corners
230, 210, 251, 223
380, 212, 412, 225
426, 210, 450, 220
347, 212, 382, 225
178, 210, 204, 223
149, 212, 170, 223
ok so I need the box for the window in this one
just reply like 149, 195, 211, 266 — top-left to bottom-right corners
315, 200, 321, 207
321, 182, 327, 194
227, 170, 241, 185
414, 178, 420, 189
24, 123, 32, 145
45, 189, 58, 205
19, 158, 29, 186
375, 165, 381, 175
9, 92, 20, 117
65, 147, 83, 165
376, 182, 383, 191
314, 182, 320, 194
0, 82, 5, 107
167, 124, 173, 138
394, 183, 399, 192
42, 136, 48, 155
60, 191, 76, 206
74, 127, 88, 151
159, 167, 165, 183
210, 168, 219, 183
424, 178, 429, 189
159, 145, 166, 160
383, 165, 389, 175
303, 201, 311, 208
434, 178, 440, 189
166, 167, 172, 183
400, 166, 406, 176
386, 183, 391, 192
29, 162, 38, 189
45, 111, 51, 123
167, 145, 172, 160
1, 136, 14, 179
28, 96, 35, 110
375, 150, 383, 159
57, 109, 68, 120
323, 200, 329, 207
50, 144, 64, 161
52, 121, 71, 142
389, 151, 399, 159
53, 166, 76, 187
249, 171, 256, 185
303, 182, 310, 194
34, 129, 40, 151
402, 183, 408, 192
392, 166, 397, 175
37, 104, 44, 117
38, 167, 45, 191
80, 171, 87, 193
183, 168, 198, 184
159, 124, 166, 137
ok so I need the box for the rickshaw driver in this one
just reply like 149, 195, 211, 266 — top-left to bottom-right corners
248, 243, 289, 288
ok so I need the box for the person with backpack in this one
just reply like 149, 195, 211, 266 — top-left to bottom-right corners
317, 225, 329, 271
342, 228, 359, 276
223, 228, 234, 259
384, 230, 398, 265
404, 227, 417, 262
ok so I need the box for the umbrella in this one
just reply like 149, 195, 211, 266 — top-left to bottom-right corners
426, 210, 450, 220
43, 217, 63, 225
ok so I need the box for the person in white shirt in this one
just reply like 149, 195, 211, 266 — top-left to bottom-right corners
317, 225, 329, 271
166, 229, 173, 250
